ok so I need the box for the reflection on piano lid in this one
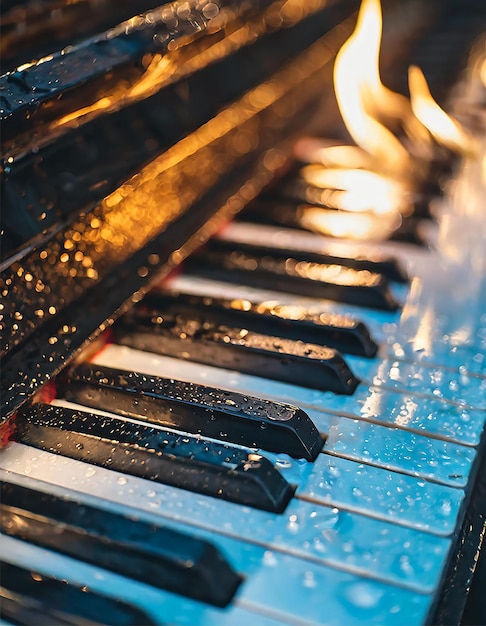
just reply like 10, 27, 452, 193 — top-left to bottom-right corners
1, 0, 363, 421
1, 0, 486, 624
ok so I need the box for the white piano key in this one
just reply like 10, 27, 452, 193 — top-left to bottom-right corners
94, 345, 486, 446
0, 448, 452, 594
174, 228, 486, 376
345, 357, 486, 410
355, 388, 486, 446
220, 222, 429, 274
289, 455, 464, 536
321, 419, 475, 488
0, 530, 433, 626
72, 380, 473, 490
0, 535, 282, 626
169, 274, 396, 346
169, 277, 486, 408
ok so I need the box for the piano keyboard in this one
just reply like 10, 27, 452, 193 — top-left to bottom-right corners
2, 185, 485, 624
2, 0, 486, 623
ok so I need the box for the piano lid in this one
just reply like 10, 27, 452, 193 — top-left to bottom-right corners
0, 0, 361, 422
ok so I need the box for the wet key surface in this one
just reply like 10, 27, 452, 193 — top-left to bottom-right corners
15, 403, 294, 513
0, 561, 158, 625
186, 239, 400, 311
116, 314, 359, 395
139, 290, 379, 357
0, 480, 242, 607
220, 222, 409, 283
63, 363, 324, 461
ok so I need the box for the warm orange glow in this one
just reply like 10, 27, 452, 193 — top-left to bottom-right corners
51, 0, 335, 132
294, 137, 373, 169
408, 65, 477, 156
301, 165, 409, 215
297, 205, 401, 240
333, 0, 410, 172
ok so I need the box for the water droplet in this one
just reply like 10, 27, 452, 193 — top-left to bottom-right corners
342, 580, 384, 610
303, 571, 317, 588
263, 550, 278, 567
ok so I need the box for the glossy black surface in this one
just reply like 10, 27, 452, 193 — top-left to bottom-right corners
139, 290, 379, 357
186, 239, 400, 310
116, 313, 360, 394
15, 403, 295, 512
0, 561, 157, 625
63, 363, 324, 460
0, 0, 357, 422
236, 206, 409, 282
1, 480, 242, 607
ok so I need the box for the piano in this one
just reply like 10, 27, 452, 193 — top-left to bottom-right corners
1, 0, 485, 623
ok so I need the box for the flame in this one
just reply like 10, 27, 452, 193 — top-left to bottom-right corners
408, 65, 477, 156
333, 0, 411, 172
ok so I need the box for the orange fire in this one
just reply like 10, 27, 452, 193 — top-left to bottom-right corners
294, 0, 476, 240
332, 0, 411, 173
408, 65, 477, 156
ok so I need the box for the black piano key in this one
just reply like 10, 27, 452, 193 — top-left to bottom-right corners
238, 205, 408, 283
116, 314, 359, 395
0, 481, 242, 608
63, 363, 324, 461
15, 403, 294, 513
186, 240, 400, 311
139, 290, 378, 357
238, 201, 403, 252
0, 561, 157, 626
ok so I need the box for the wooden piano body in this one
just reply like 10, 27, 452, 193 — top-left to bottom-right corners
1, 0, 485, 623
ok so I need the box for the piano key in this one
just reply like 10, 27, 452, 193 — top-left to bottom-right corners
95, 344, 486, 447
219, 223, 486, 376
0, 561, 157, 626
290, 455, 464, 536
237, 200, 405, 246
138, 289, 379, 357
15, 403, 294, 513
220, 217, 409, 282
185, 239, 400, 311
344, 356, 486, 410
69, 357, 477, 488
167, 272, 486, 409
0, 458, 451, 599
1, 535, 282, 626
169, 273, 396, 349
169, 273, 484, 398
322, 419, 476, 489
219, 222, 426, 284
0, 458, 452, 594
62, 362, 324, 461
36, 405, 467, 536
0, 479, 242, 608
116, 314, 359, 395
1, 530, 433, 626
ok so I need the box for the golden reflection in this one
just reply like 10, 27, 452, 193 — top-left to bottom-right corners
2, 14, 353, 355
301, 165, 408, 215
296, 205, 401, 241
292, 261, 379, 287
52, 0, 333, 131
408, 65, 477, 156
294, 138, 373, 169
